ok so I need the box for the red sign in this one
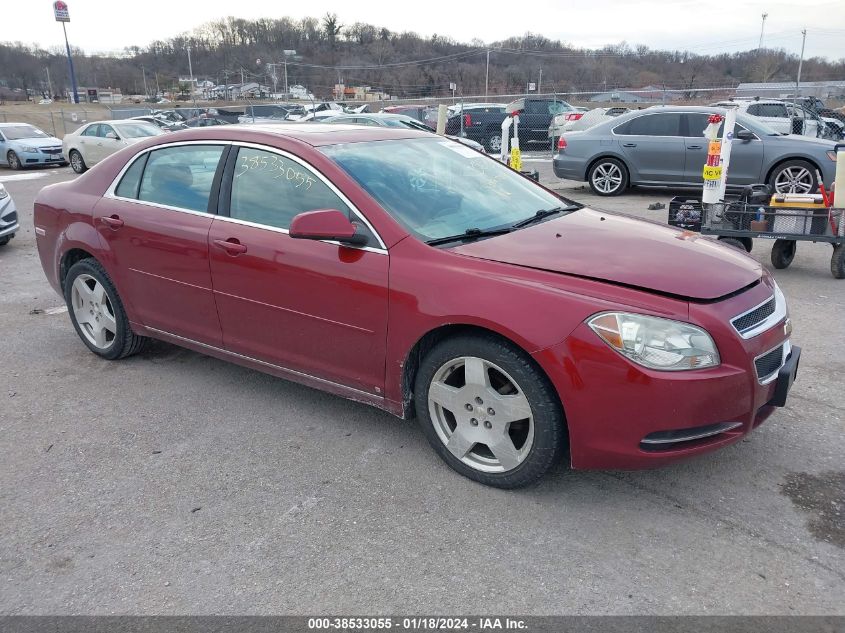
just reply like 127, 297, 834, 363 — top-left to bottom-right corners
54, 1, 70, 22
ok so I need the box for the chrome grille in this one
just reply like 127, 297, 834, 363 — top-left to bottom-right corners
41, 148, 63, 155
755, 345, 784, 382
732, 296, 776, 335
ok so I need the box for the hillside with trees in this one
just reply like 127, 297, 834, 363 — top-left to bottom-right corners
1, 14, 843, 100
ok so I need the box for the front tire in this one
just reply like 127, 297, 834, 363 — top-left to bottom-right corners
769, 160, 817, 194
69, 150, 87, 174
588, 157, 628, 196
7, 151, 21, 170
64, 258, 147, 360
718, 237, 748, 252
414, 333, 566, 488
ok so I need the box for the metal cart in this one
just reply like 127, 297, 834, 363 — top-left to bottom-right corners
668, 188, 845, 279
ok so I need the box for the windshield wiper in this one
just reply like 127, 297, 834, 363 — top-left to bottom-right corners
511, 205, 579, 229
426, 227, 513, 247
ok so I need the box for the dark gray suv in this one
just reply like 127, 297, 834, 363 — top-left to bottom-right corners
553, 105, 839, 196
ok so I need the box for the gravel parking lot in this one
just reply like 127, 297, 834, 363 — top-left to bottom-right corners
1, 159, 843, 615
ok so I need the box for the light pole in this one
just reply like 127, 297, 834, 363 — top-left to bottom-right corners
187, 45, 194, 92
758, 13, 768, 49
485, 49, 490, 101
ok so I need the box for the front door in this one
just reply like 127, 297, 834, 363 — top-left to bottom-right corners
96, 143, 228, 344
616, 112, 686, 183
682, 113, 764, 186
208, 145, 389, 395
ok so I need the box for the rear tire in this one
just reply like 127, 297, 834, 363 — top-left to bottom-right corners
64, 258, 147, 360
484, 135, 502, 154
588, 157, 628, 196
831, 244, 845, 279
69, 150, 87, 174
771, 239, 796, 269
414, 333, 566, 489
7, 151, 21, 170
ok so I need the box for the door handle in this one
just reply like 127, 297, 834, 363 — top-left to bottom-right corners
687, 145, 703, 149
214, 238, 248, 255
622, 143, 637, 147
99, 215, 124, 228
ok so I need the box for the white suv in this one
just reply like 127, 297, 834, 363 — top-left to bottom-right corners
710, 99, 840, 138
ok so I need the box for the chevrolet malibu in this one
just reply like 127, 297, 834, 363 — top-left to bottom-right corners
34, 124, 800, 488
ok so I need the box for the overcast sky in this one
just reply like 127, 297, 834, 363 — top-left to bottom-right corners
7, 0, 845, 60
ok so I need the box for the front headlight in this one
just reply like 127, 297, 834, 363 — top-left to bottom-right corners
588, 312, 720, 371
0, 184, 7, 200
19, 145, 37, 153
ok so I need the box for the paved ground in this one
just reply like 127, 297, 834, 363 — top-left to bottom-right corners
1, 160, 843, 615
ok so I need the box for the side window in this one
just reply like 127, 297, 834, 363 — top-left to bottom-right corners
101, 124, 116, 138
115, 153, 148, 199
138, 145, 225, 212
548, 101, 569, 115
229, 147, 353, 232
683, 114, 710, 137
82, 124, 100, 137
623, 113, 681, 136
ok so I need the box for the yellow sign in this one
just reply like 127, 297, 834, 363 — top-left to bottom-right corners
702, 165, 722, 181
708, 141, 722, 155
510, 147, 522, 171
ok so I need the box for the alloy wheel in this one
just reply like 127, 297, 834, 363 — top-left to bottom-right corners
487, 136, 502, 153
71, 274, 117, 349
427, 356, 534, 473
70, 151, 84, 173
592, 162, 623, 194
7, 152, 20, 170
774, 166, 813, 194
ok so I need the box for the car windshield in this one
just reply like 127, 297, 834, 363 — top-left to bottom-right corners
1, 125, 50, 140
322, 137, 578, 243
113, 123, 162, 138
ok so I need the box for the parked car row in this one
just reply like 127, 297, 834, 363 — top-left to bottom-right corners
709, 98, 844, 141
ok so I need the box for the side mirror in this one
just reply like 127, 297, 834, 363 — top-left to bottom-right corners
105, 131, 119, 140
735, 129, 755, 141
289, 209, 368, 246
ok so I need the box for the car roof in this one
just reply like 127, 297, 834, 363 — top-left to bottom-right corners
162, 123, 429, 147
0, 122, 38, 127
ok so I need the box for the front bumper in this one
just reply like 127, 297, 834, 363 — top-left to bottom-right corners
17, 148, 66, 166
533, 283, 797, 470
0, 196, 19, 239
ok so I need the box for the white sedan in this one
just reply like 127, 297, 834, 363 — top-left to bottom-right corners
63, 120, 163, 173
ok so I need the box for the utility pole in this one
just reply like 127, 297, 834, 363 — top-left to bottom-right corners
538, 67, 542, 94
141, 65, 148, 97
485, 49, 490, 101
758, 13, 768, 49
284, 57, 289, 98
187, 45, 194, 89
45, 67, 53, 99
795, 29, 807, 95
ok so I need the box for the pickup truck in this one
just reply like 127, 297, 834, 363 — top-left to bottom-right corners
446, 97, 577, 153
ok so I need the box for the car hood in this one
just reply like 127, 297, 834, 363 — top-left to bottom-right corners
764, 133, 838, 149
451, 208, 762, 301
14, 136, 62, 148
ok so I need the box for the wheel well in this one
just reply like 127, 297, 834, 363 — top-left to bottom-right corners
765, 157, 822, 187
400, 324, 566, 428
585, 154, 628, 182
59, 248, 95, 290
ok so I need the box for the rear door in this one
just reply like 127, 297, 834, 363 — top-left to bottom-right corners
76, 124, 101, 164
98, 143, 228, 344
681, 113, 764, 186
615, 112, 685, 183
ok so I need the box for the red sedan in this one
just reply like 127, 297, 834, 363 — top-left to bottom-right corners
34, 124, 800, 488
